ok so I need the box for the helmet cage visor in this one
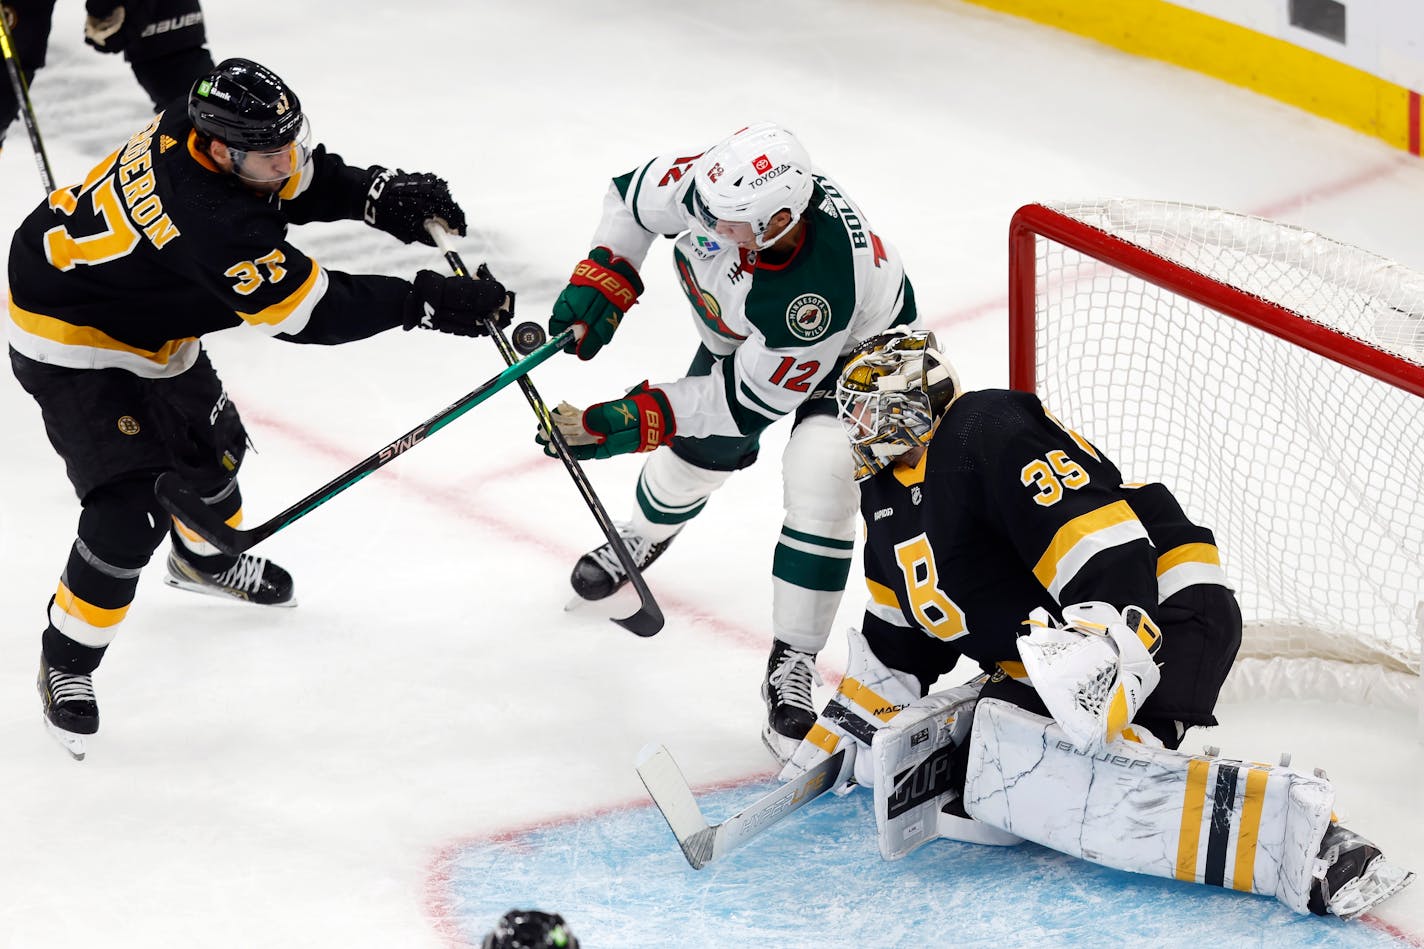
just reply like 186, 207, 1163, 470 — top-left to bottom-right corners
836, 342, 938, 481
228, 117, 311, 183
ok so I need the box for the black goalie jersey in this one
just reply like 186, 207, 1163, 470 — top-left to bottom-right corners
857, 388, 1228, 692
7, 105, 412, 379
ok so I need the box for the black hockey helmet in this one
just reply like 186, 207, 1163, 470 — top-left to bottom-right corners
188, 58, 303, 151
480, 910, 579, 949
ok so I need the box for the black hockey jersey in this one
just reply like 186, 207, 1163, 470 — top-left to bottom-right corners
7, 105, 412, 379
858, 389, 1226, 688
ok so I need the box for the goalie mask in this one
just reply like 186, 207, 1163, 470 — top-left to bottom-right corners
836, 330, 961, 481
690, 122, 815, 250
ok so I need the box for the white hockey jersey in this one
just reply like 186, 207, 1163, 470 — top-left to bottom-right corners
587, 149, 917, 439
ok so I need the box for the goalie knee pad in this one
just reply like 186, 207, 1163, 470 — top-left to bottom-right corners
964, 699, 1342, 914
869, 683, 1021, 859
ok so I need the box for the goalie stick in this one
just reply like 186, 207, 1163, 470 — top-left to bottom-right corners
427, 224, 664, 638
154, 325, 573, 555
635, 743, 852, 869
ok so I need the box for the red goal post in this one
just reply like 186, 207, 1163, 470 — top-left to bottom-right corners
1007, 201, 1424, 716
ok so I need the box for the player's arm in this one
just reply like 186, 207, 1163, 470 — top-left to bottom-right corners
183, 215, 504, 344
549, 151, 706, 360
279, 147, 467, 247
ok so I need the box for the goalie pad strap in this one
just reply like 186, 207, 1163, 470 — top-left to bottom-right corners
963, 699, 1335, 914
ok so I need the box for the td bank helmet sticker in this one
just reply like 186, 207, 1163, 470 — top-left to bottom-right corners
786, 293, 831, 341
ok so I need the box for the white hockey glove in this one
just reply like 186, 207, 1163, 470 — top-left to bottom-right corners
1015, 600, 1162, 753
778, 626, 922, 792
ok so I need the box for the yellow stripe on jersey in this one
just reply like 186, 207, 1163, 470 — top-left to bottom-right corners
1032, 500, 1150, 601
1157, 542, 1220, 574
837, 676, 904, 724
1176, 757, 1212, 881
1157, 542, 1229, 600
1231, 767, 1271, 892
996, 660, 1028, 681
866, 578, 900, 608
237, 259, 324, 328
54, 583, 129, 629
8, 295, 197, 367
891, 448, 929, 487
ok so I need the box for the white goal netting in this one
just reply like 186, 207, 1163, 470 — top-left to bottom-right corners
1011, 200, 1424, 714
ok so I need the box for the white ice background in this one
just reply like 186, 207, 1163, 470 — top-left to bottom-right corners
2, 1, 1423, 946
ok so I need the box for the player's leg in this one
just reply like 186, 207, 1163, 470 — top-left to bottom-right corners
0, 0, 58, 152
118, 0, 211, 111
10, 350, 170, 753
570, 345, 744, 600
152, 351, 293, 606
762, 410, 859, 763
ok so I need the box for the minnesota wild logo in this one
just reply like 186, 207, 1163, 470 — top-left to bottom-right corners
786, 293, 831, 341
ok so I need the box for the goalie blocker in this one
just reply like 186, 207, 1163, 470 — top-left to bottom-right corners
871, 692, 1413, 920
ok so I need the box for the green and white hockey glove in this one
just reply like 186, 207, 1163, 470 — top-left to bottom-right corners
548, 247, 643, 361
537, 382, 675, 460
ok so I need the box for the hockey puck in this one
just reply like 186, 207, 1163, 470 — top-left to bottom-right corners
512, 321, 547, 355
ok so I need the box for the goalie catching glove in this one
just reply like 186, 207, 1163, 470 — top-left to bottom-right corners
364, 168, 467, 245
1015, 600, 1162, 753
548, 247, 643, 360
403, 271, 509, 337
537, 383, 674, 460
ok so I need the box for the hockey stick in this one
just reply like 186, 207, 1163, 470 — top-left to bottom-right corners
426, 224, 664, 638
0, 8, 55, 191
154, 326, 574, 555
635, 743, 853, 869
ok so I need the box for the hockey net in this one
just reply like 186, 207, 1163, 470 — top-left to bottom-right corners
1008, 201, 1424, 717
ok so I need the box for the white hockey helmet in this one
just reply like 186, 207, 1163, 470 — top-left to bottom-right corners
836, 330, 962, 481
691, 122, 816, 250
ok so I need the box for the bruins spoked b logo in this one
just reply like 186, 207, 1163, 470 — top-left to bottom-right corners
785, 293, 831, 341
116, 416, 141, 435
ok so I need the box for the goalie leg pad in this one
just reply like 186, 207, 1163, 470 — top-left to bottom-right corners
964, 698, 1336, 914
870, 683, 1022, 860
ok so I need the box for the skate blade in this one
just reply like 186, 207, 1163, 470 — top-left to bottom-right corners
43, 719, 87, 761
760, 725, 798, 767
563, 586, 640, 620
162, 574, 298, 608
1331, 859, 1416, 920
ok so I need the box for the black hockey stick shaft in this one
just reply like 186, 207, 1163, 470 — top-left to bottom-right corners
426, 224, 664, 638
0, 10, 55, 192
155, 327, 574, 555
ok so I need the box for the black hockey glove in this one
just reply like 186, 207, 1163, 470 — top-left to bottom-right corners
403, 270, 509, 337
83, 3, 129, 53
363, 168, 467, 246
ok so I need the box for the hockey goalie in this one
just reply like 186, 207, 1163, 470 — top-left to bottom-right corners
776, 329, 1414, 920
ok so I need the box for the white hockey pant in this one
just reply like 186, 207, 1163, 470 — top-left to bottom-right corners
772, 415, 859, 654
964, 698, 1335, 914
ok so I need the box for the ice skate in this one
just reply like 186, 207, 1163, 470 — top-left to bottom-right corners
569, 526, 676, 601
38, 654, 97, 761
1309, 823, 1415, 920
761, 639, 821, 764
163, 549, 296, 606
